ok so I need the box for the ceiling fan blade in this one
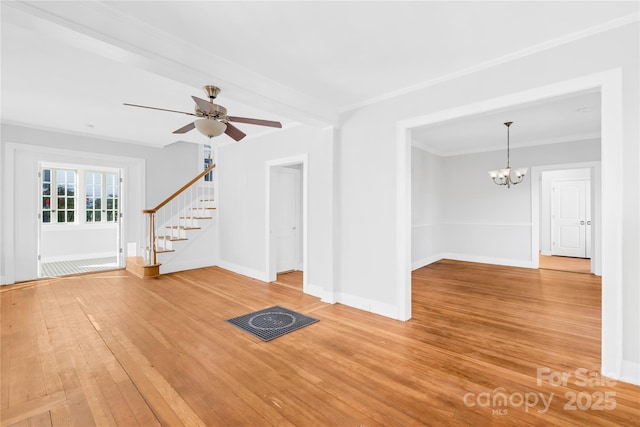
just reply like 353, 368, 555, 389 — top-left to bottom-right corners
191, 96, 215, 115
224, 122, 247, 141
173, 122, 196, 134
123, 103, 197, 117
227, 116, 282, 128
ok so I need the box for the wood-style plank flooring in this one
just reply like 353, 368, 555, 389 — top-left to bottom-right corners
1, 260, 638, 426
539, 254, 592, 274
274, 271, 303, 290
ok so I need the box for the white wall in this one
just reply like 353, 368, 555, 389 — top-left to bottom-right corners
338, 106, 399, 314
338, 22, 639, 381
41, 225, 118, 262
440, 139, 600, 266
411, 146, 443, 269
411, 140, 600, 269
216, 124, 335, 300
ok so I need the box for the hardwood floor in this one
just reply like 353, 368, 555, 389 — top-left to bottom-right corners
539, 254, 592, 274
273, 270, 303, 290
1, 261, 638, 426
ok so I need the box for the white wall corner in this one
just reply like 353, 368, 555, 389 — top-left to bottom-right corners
336, 292, 400, 320
396, 124, 412, 321
307, 282, 336, 304
619, 360, 640, 386
412, 254, 443, 271
599, 67, 624, 382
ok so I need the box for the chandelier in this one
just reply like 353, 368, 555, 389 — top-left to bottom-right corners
488, 121, 527, 188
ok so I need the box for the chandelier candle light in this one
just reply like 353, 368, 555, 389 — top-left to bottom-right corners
488, 121, 527, 188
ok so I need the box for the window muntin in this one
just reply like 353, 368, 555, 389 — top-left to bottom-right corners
105, 173, 119, 222
41, 168, 76, 223
85, 171, 119, 223
41, 167, 119, 224
42, 169, 52, 223
85, 172, 101, 222
204, 144, 214, 182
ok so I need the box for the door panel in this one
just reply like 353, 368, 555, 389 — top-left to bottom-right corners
552, 180, 587, 258
585, 180, 592, 259
273, 167, 300, 272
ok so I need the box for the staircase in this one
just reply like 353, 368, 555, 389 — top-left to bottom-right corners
128, 164, 218, 278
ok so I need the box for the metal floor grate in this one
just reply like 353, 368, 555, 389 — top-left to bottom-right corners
226, 305, 319, 341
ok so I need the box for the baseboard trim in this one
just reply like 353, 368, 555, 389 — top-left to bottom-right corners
334, 292, 398, 320
217, 260, 268, 282
160, 258, 219, 275
442, 252, 534, 269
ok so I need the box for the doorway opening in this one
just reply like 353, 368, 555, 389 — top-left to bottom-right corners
266, 156, 308, 293
397, 69, 623, 378
38, 162, 123, 277
538, 167, 596, 275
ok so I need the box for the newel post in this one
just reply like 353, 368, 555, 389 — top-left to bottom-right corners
143, 209, 157, 265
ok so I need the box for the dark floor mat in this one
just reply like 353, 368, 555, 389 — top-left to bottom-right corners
226, 305, 319, 341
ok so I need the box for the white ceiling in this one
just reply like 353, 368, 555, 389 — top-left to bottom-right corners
1, 1, 637, 149
412, 90, 602, 156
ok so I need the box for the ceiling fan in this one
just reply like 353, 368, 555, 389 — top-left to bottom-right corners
124, 85, 282, 141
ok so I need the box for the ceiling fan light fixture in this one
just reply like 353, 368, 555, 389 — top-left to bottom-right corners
124, 84, 282, 141
194, 118, 226, 138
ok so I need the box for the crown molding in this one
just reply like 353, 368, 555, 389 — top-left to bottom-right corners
340, 12, 639, 113
412, 132, 601, 157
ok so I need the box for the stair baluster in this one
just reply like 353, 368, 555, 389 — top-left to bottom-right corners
142, 164, 216, 269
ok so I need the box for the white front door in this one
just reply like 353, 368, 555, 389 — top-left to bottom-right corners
551, 179, 589, 258
273, 167, 301, 272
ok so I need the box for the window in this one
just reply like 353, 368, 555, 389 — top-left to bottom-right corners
86, 171, 119, 223
40, 167, 119, 224
204, 144, 215, 182
41, 168, 76, 223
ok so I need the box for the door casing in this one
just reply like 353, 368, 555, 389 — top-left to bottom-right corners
265, 155, 308, 291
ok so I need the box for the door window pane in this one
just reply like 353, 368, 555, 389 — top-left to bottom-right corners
85, 171, 118, 223
41, 168, 76, 223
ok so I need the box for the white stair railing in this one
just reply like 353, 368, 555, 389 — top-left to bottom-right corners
143, 164, 216, 266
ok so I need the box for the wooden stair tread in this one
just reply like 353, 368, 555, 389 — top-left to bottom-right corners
125, 257, 161, 278
165, 226, 201, 230
155, 248, 175, 254
157, 236, 188, 241
179, 216, 212, 220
